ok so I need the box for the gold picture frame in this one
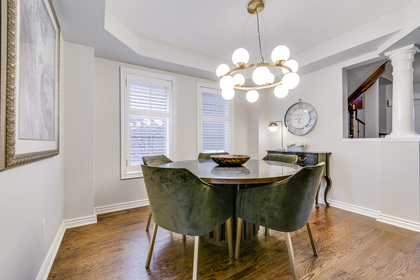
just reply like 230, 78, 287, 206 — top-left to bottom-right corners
1, 0, 60, 170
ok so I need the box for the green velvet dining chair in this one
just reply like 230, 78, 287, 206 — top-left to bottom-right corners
141, 165, 233, 280
143, 155, 173, 168
197, 152, 229, 160
262, 153, 298, 164
261, 153, 299, 236
142, 155, 173, 232
234, 162, 325, 280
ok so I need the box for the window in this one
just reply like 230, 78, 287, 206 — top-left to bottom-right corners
120, 67, 173, 178
197, 83, 233, 153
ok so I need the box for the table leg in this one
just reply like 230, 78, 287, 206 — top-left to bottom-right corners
206, 184, 260, 246
315, 176, 332, 209
315, 183, 321, 209
324, 175, 332, 206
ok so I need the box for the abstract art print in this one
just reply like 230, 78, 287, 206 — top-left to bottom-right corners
1, 0, 60, 169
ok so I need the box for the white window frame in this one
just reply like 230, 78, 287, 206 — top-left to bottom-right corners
197, 82, 234, 154
120, 67, 174, 179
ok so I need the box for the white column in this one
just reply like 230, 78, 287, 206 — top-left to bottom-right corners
385, 44, 419, 138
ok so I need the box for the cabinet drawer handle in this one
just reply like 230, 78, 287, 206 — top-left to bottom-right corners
298, 157, 307, 162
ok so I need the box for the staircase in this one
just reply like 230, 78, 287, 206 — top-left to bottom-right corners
347, 62, 389, 138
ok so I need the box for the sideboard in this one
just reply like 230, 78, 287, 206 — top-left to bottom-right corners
266, 149, 332, 209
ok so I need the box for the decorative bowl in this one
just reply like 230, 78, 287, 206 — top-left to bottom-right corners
210, 155, 250, 167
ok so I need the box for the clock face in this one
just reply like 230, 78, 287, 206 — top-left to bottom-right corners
285, 102, 317, 135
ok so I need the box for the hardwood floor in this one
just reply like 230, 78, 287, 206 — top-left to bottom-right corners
48, 205, 420, 279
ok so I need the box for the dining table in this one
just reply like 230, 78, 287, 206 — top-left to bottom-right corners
159, 159, 302, 244
159, 158, 301, 185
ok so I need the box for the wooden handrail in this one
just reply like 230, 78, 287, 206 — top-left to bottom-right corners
347, 62, 387, 105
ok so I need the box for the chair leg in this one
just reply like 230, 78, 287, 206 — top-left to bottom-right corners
145, 223, 158, 268
182, 234, 186, 241
226, 217, 233, 258
285, 232, 297, 280
306, 223, 318, 257
265, 227, 270, 236
235, 218, 243, 259
146, 211, 152, 231
193, 236, 199, 280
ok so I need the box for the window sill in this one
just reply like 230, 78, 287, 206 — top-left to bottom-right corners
121, 171, 142, 180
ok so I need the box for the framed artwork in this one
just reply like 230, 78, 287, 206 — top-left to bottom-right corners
1, 0, 60, 170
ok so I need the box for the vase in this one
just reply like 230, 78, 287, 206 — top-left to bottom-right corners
287, 145, 304, 152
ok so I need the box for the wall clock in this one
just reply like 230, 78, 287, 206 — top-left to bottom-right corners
284, 101, 317, 135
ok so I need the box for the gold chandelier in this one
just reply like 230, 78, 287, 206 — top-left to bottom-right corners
216, 0, 300, 103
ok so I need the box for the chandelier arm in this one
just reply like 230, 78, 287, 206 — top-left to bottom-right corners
234, 81, 283, 91
222, 62, 292, 77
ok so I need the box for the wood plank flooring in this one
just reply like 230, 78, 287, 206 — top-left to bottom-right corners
48, 205, 420, 279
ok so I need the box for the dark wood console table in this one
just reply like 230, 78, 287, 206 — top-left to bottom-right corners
266, 149, 332, 209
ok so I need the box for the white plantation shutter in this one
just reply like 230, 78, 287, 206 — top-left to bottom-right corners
121, 68, 173, 178
198, 86, 232, 153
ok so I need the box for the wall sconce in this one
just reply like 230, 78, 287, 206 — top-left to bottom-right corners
268, 121, 284, 150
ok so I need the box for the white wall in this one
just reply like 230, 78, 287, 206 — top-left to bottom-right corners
365, 81, 380, 138
0, 39, 65, 279
63, 42, 95, 220
0, 158, 63, 280
93, 58, 250, 208
262, 56, 420, 228
379, 83, 389, 135
232, 95, 253, 155
414, 83, 420, 133
385, 84, 393, 133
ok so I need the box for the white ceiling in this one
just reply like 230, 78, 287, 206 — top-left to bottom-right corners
52, 0, 419, 81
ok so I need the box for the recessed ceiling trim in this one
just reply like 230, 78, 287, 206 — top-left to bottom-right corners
104, 6, 218, 74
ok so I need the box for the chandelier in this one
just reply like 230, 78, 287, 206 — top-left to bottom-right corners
216, 0, 300, 103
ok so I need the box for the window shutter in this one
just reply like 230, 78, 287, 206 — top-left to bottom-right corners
127, 74, 171, 166
201, 89, 230, 153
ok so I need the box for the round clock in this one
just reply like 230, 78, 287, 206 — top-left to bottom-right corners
284, 101, 317, 135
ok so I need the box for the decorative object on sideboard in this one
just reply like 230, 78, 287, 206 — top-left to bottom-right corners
284, 100, 317, 135
216, 0, 300, 103
286, 141, 305, 152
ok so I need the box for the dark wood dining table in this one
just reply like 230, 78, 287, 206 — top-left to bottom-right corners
159, 159, 302, 185
159, 159, 302, 244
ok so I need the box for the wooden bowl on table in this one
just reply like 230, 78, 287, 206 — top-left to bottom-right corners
210, 155, 250, 167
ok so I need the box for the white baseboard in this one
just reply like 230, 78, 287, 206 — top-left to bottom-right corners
63, 214, 97, 229
35, 222, 66, 280
36, 201, 150, 280
327, 199, 420, 232
36, 201, 150, 279
377, 213, 420, 232
327, 199, 380, 218
94, 199, 149, 215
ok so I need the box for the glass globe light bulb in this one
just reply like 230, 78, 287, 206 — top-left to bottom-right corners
232, 48, 249, 66
266, 72, 275, 84
252, 67, 270, 85
271, 45, 290, 62
274, 85, 289, 98
268, 122, 279, 132
246, 90, 259, 103
216, 64, 230, 77
282, 60, 299, 74
282, 72, 300, 89
233, 74, 245, 86
221, 88, 235, 100
219, 75, 235, 90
